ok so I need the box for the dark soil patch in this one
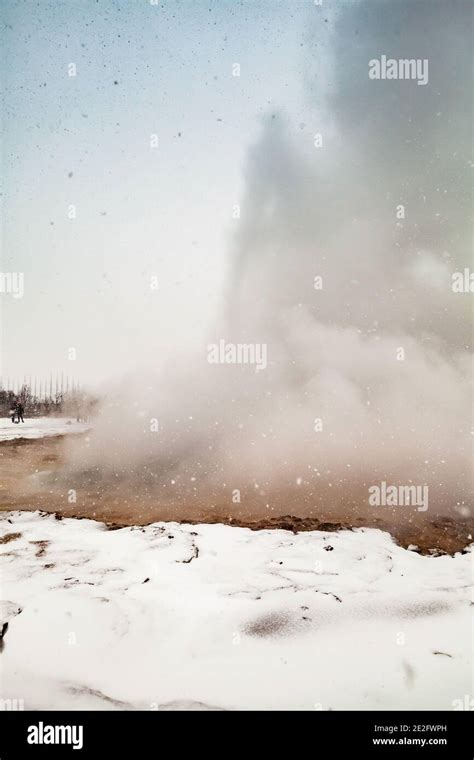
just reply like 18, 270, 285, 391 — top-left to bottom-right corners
0, 532, 22, 544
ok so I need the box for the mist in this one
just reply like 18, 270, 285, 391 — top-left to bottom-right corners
64, 0, 472, 524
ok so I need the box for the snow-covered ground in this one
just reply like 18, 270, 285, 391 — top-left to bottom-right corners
0, 417, 90, 442
0, 510, 471, 711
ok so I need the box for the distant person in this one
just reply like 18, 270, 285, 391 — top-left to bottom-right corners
16, 401, 25, 423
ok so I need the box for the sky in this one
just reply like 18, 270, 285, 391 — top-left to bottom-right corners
1, 0, 320, 387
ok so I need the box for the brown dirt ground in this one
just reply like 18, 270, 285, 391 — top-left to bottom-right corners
0, 434, 472, 556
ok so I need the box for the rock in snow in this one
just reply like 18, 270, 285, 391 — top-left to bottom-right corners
0, 510, 471, 710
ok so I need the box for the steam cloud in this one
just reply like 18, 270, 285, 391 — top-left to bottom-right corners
67, 0, 472, 523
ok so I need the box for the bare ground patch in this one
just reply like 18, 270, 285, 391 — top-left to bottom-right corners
0, 532, 22, 544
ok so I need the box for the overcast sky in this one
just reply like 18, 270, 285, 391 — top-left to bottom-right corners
1, 0, 319, 387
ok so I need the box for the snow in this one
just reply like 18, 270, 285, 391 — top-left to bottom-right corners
0, 510, 471, 711
0, 417, 90, 442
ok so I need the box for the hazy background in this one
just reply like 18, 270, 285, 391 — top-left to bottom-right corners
1, 0, 472, 521
1, 0, 311, 382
